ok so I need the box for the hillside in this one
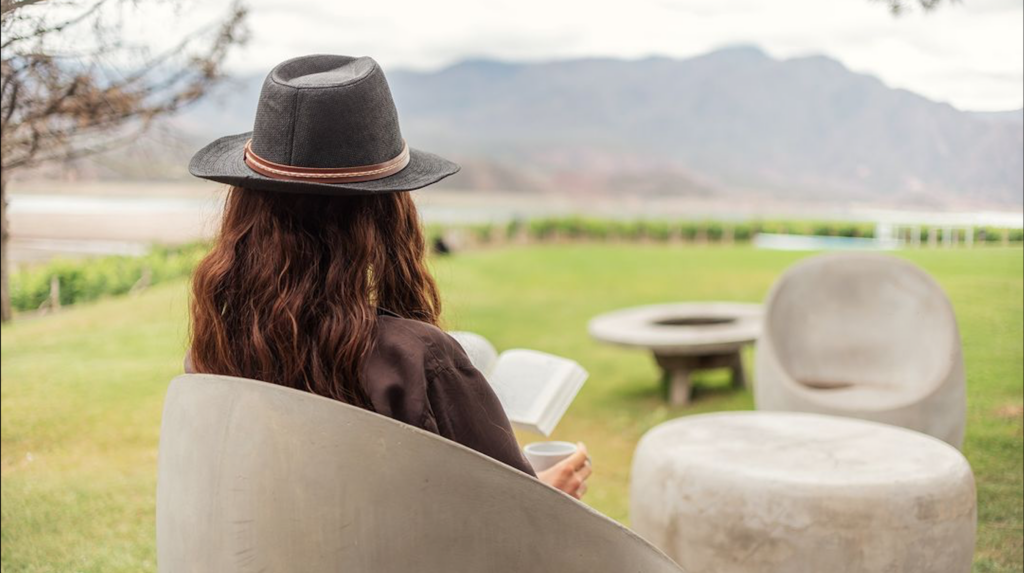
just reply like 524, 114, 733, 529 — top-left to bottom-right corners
386, 47, 1023, 205
26, 47, 1024, 208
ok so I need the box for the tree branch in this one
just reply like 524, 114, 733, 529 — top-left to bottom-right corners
0, 0, 249, 172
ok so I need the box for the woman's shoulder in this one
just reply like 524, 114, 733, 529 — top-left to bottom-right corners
363, 314, 478, 427
374, 314, 470, 372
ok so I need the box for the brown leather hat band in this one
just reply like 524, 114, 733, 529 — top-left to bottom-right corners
243, 139, 410, 183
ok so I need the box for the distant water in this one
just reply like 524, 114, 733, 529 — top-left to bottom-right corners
8, 194, 214, 215
754, 233, 898, 251
10, 193, 1023, 227
7, 193, 557, 224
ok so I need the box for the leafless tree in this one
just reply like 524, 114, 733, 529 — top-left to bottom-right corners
876, 0, 957, 15
0, 0, 248, 321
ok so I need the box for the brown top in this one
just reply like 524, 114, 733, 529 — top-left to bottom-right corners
185, 312, 536, 477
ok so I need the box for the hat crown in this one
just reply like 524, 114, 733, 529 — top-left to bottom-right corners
249, 55, 404, 169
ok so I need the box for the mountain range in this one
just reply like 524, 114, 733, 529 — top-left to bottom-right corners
70, 46, 1024, 208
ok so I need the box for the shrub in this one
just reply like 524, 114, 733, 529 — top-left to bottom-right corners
418, 217, 1017, 253
10, 242, 208, 312
581, 218, 611, 240
836, 224, 859, 238
528, 218, 559, 240
705, 221, 724, 241
642, 220, 671, 242
615, 220, 644, 240
505, 218, 524, 240
733, 223, 753, 242
469, 223, 494, 243
979, 227, 1000, 243
679, 221, 700, 241
555, 217, 586, 239
813, 223, 834, 236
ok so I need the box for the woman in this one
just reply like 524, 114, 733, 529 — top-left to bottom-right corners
185, 54, 591, 498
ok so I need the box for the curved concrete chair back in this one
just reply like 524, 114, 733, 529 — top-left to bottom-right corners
157, 374, 684, 573
755, 253, 966, 447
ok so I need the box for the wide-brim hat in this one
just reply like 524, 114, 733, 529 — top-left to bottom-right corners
189, 55, 459, 195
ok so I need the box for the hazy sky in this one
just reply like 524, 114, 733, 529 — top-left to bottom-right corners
171, 0, 1024, 111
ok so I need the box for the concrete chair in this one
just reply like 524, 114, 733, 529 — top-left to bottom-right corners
755, 253, 966, 447
156, 374, 684, 573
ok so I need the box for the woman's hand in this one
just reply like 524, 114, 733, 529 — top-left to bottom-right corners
537, 442, 592, 499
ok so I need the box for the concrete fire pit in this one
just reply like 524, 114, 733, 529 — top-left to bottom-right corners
631, 412, 976, 573
588, 302, 762, 405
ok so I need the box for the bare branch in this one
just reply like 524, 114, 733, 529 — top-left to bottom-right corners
1, 0, 249, 172
1, 0, 48, 16
875, 0, 959, 15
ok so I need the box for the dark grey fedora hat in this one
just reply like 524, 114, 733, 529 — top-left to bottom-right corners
189, 55, 459, 195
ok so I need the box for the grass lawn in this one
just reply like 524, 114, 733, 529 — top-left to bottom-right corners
2, 244, 1022, 572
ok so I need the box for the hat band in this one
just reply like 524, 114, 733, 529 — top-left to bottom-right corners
243, 139, 410, 183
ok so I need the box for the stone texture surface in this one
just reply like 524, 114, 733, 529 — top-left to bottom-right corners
588, 302, 762, 355
157, 374, 684, 573
755, 253, 966, 447
630, 412, 976, 573
589, 302, 762, 405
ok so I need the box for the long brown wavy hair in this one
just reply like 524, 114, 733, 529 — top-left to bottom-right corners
189, 187, 442, 409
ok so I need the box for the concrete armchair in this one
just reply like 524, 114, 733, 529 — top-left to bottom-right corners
754, 253, 966, 447
157, 374, 683, 572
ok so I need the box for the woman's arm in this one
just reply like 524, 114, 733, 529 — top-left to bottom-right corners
427, 333, 593, 498
425, 360, 539, 477
536, 443, 592, 499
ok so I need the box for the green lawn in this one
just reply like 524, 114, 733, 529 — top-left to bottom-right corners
2, 245, 1022, 572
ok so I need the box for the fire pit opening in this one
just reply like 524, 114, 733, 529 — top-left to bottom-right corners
654, 316, 737, 327
799, 379, 858, 390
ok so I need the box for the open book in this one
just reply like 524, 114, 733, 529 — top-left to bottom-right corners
448, 331, 588, 437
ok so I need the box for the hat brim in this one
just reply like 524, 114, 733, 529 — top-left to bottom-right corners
189, 132, 460, 195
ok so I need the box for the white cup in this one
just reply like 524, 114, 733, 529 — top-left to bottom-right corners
523, 441, 577, 472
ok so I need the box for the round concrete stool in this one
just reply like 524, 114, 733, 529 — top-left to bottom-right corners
630, 412, 976, 573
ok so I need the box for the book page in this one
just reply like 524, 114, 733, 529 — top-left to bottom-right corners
448, 331, 499, 376
535, 364, 587, 436
448, 335, 588, 436
490, 349, 579, 424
